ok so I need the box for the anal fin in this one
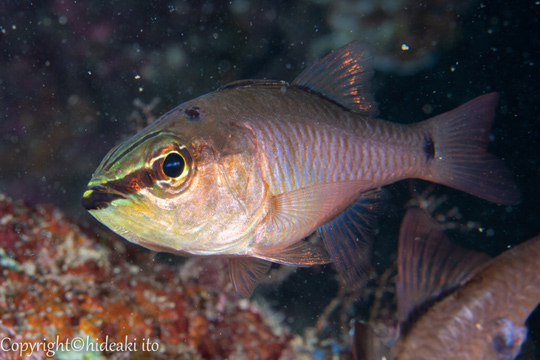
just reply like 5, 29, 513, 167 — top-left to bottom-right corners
251, 238, 330, 266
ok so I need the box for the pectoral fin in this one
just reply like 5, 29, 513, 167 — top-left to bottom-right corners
255, 181, 373, 267
266, 180, 373, 240
229, 257, 271, 297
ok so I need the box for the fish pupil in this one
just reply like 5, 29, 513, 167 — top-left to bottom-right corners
162, 152, 185, 178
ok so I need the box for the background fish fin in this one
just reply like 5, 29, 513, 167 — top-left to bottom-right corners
420, 92, 520, 205
229, 258, 271, 297
252, 240, 330, 266
351, 321, 392, 360
397, 208, 490, 328
291, 40, 379, 117
318, 189, 387, 286
267, 180, 371, 247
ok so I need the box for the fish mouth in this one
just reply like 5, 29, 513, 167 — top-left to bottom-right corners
81, 184, 127, 211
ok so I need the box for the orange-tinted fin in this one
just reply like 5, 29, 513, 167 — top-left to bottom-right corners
292, 40, 379, 117
252, 239, 330, 266
318, 189, 387, 286
422, 93, 520, 205
397, 208, 489, 327
229, 257, 271, 297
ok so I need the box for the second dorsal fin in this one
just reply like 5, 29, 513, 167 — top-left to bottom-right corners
292, 41, 379, 117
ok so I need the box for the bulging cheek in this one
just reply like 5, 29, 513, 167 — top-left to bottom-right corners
116, 206, 175, 241
137, 188, 182, 212
176, 190, 220, 228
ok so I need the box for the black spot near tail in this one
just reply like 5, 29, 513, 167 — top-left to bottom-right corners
424, 136, 435, 160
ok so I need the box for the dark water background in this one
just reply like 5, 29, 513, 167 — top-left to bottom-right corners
1, 0, 539, 357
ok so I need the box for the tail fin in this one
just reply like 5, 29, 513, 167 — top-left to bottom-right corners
421, 93, 520, 205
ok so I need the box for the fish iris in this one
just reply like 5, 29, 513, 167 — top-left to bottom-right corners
162, 152, 185, 178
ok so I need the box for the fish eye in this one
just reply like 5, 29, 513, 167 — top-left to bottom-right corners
147, 141, 194, 194
162, 152, 186, 178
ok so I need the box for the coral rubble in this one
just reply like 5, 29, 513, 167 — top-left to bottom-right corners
0, 193, 300, 359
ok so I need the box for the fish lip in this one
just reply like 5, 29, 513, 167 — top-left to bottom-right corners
81, 184, 127, 211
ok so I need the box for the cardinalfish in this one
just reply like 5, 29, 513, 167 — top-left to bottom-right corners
81, 41, 519, 297
353, 208, 540, 360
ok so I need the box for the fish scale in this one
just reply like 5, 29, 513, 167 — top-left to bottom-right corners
240, 95, 424, 193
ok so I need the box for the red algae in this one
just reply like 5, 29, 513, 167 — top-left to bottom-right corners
0, 193, 298, 359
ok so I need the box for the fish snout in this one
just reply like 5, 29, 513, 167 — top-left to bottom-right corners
81, 184, 126, 211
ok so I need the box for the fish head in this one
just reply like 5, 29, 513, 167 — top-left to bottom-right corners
81, 99, 267, 255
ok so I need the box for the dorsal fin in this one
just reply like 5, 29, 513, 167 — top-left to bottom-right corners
397, 208, 490, 329
218, 79, 288, 91
292, 41, 378, 117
